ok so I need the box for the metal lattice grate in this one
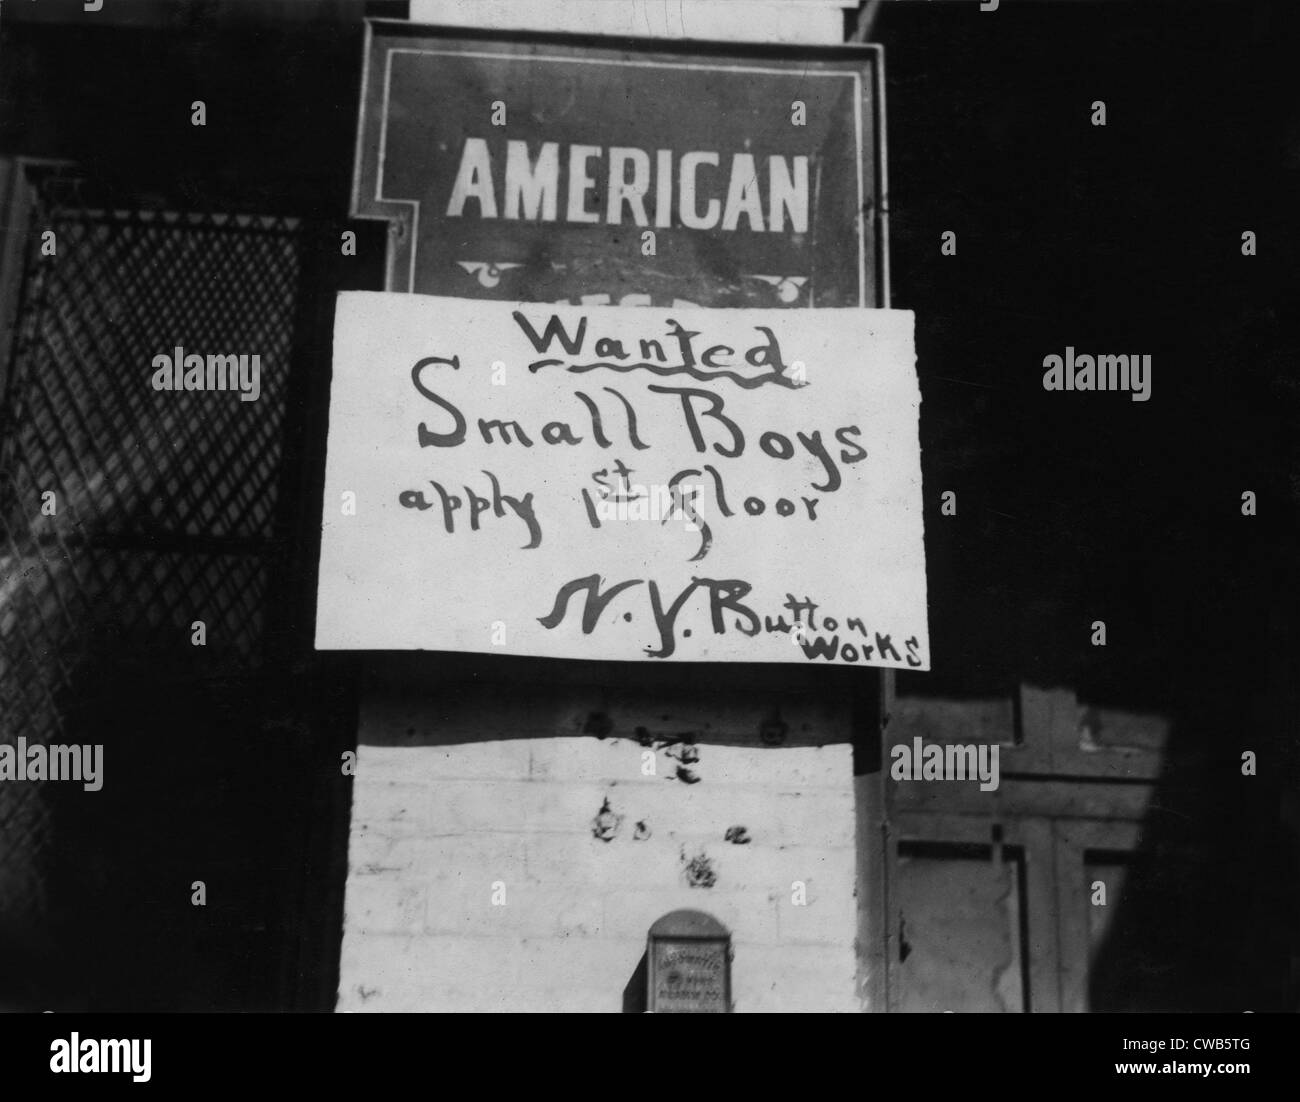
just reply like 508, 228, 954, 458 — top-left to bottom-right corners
0, 169, 302, 940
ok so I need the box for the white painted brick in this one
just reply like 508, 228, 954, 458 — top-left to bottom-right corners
347, 779, 450, 836
523, 832, 686, 889
526, 739, 854, 790
425, 881, 513, 937
425, 880, 604, 939
352, 759, 853, 842
595, 784, 855, 849
525, 987, 624, 1013
522, 832, 853, 896
341, 933, 530, 1000
708, 842, 856, 894
513, 937, 648, 996
343, 987, 468, 1013
695, 743, 851, 789
369, 982, 621, 1014
527, 735, 645, 783
343, 877, 427, 936
600, 887, 781, 945
380, 835, 528, 879
341, 727, 863, 1011
357, 740, 533, 780
774, 886, 858, 947
341, 934, 647, 1012
339, 909, 857, 1010
358, 780, 604, 836
346, 823, 400, 872
771, 790, 856, 849
733, 943, 860, 1013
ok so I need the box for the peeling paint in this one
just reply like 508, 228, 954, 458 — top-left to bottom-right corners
665, 742, 699, 764
591, 796, 623, 842
682, 849, 717, 888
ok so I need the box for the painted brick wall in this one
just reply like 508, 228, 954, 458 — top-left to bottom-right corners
338, 687, 861, 1012
334, 0, 866, 1018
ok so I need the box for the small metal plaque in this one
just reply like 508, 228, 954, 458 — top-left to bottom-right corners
652, 941, 728, 1013
647, 910, 731, 1013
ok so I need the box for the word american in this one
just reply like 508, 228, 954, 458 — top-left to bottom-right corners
446, 138, 809, 233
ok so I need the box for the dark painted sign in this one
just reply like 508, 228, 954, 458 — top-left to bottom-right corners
352, 22, 885, 309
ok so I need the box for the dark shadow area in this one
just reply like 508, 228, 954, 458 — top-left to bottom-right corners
622, 951, 648, 1013
0, 8, 388, 1011
874, 0, 1300, 1010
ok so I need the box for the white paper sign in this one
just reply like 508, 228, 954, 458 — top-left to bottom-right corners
316, 293, 928, 668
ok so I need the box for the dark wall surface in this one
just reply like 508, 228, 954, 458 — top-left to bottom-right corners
874, 0, 1298, 1011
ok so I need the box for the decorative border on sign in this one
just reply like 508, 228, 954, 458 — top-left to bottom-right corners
350, 21, 887, 309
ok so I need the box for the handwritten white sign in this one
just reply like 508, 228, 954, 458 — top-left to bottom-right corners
315, 293, 928, 668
